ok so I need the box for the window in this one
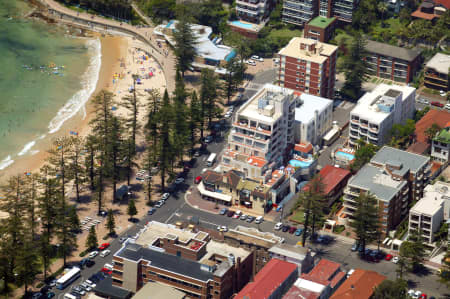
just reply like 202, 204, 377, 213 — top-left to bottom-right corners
296, 78, 299, 82
296, 71, 300, 75
297, 65, 300, 69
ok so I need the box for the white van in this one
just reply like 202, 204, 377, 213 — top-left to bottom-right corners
274, 222, 283, 230
255, 216, 264, 224
206, 153, 217, 167
64, 294, 77, 299
100, 249, 111, 257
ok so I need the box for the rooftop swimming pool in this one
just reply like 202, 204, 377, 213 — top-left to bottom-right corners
335, 151, 355, 161
289, 159, 313, 168
230, 21, 254, 30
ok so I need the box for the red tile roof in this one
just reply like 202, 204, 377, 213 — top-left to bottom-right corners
411, 9, 438, 20
294, 143, 313, 154
330, 269, 385, 299
235, 259, 298, 299
304, 165, 351, 196
284, 285, 320, 299
436, 0, 450, 9
414, 110, 450, 143
247, 156, 266, 168
302, 259, 341, 284
407, 141, 430, 155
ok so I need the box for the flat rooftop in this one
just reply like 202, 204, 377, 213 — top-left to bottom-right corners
350, 84, 416, 124
225, 226, 283, 248
349, 164, 406, 202
135, 221, 200, 246
371, 146, 429, 174
295, 93, 332, 124
411, 182, 450, 215
237, 83, 298, 125
426, 52, 450, 74
308, 16, 336, 29
278, 37, 338, 64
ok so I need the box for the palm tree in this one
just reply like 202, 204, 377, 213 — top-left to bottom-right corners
378, 2, 388, 24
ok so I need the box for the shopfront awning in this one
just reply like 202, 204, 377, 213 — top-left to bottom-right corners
198, 182, 232, 202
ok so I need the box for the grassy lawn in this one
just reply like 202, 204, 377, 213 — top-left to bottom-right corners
290, 209, 304, 224
268, 28, 303, 40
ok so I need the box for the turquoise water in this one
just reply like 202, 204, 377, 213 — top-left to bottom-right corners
231, 21, 254, 29
335, 151, 355, 160
0, 0, 101, 170
289, 159, 313, 168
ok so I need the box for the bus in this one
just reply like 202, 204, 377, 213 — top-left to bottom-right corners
206, 153, 216, 167
56, 267, 81, 290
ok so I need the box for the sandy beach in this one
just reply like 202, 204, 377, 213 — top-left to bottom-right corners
0, 33, 166, 181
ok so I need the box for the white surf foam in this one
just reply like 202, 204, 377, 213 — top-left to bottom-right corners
48, 38, 102, 134
18, 140, 36, 156
0, 156, 14, 170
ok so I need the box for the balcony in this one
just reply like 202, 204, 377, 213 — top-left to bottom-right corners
359, 122, 368, 128
350, 118, 359, 124
344, 188, 359, 197
368, 126, 379, 133
349, 129, 359, 138
368, 134, 378, 141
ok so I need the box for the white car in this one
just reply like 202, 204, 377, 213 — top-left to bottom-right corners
85, 280, 96, 289
100, 249, 110, 257
251, 55, 263, 62
445, 103, 450, 110
274, 222, 283, 230
255, 216, 264, 224
162, 193, 170, 200
104, 263, 113, 270
155, 200, 164, 208
247, 59, 256, 66
240, 214, 247, 220
88, 251, 98, 258
225, 112, 232, 118
440, 90, 447, 97
392, 256, 399, 264
217, 226, 228, 232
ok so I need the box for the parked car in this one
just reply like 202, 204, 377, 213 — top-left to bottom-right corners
255, 216, 264, 224
227, 210, 235, 217
32, 292, 43, 299
240, 214, 248, 220
431, 101, 444, 108
98, 243, 110, 251
148, 208, 156, 215
162, 193, 170, 200
317, 235, 333, 244
294, 228, 303, 236
205, 135, 214, 143
351, 242, 359, 251
246, 216, 255, 223
219, 208, 228, 215
420, 293, 427, 299
288, 226, 297, 234
225, 112, 232, 118
282, 225, 290, 232
445, 103, 450, 110
79, 258, 90, 268
385, 254, 393, 261
194, 151, 200, 157
46, 292, 55, 298
232, 213, 240, 219
251, 55, 263, 62
175, 178, 185, 184
101, 267, 112, 275
119, 237, 127, 243
100, 249, 111, 257
392, 256, 399, 264
194, 176, 202, 184
440, 90, 447, 97
155, 200, 164, 208
274, 222, 283, 230
89, 251, 99, 259
86, 259, 95, 267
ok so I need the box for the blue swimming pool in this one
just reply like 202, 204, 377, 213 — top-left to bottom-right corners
289, 159, 313, 168
166, 20, 175, 28
230, 21, 254, 30
335, 151, 355, 160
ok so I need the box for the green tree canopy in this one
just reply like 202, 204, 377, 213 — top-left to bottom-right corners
373, 279, 408, 299
86, 226, 98, 250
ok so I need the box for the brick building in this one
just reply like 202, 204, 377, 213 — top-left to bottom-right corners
111, 222, 254, 299
277, 37, 338, 99
304, 16, 337, 43
364, 40, 422, 84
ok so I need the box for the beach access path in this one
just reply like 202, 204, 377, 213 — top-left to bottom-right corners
36, 0, 176, 93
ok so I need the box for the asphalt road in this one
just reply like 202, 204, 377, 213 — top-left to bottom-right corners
50, 70, 448, 299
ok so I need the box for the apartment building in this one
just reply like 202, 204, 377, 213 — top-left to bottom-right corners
224, 226, 284, 272
294, 92, 333, 145
111, 222, 254, 298
409, 181, 450, 244
222, 84, 299, 179
235, 0, 274, 24
318, 0, 361, 23
432, 123, 450, 164
424, 53, 450, 92
282, 0, 318, 26
304, 16, 337, 42
268, 244, 315, 274
364, 40, 422, 84
348, 84, 416, 147
281, 0, 360, 26
343, 147, 430, 234
278, 37, 338, 99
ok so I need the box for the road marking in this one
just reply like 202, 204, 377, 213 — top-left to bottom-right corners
165, 202, 186, 224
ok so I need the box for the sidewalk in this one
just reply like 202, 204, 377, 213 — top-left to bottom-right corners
185, 186, 278, 222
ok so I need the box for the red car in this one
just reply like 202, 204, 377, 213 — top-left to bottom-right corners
385, 254, 393, 261
101, 267, 112, 275
431, 101, 444, 108
289, 226, 297, 234
420, 294, 427, 299
195, 176, 202, 184
98, 243, 110, 251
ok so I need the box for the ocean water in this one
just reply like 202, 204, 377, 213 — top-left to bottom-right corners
0, 0, 101, 170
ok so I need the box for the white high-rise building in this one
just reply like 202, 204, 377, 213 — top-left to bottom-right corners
348, 84, 416, 147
